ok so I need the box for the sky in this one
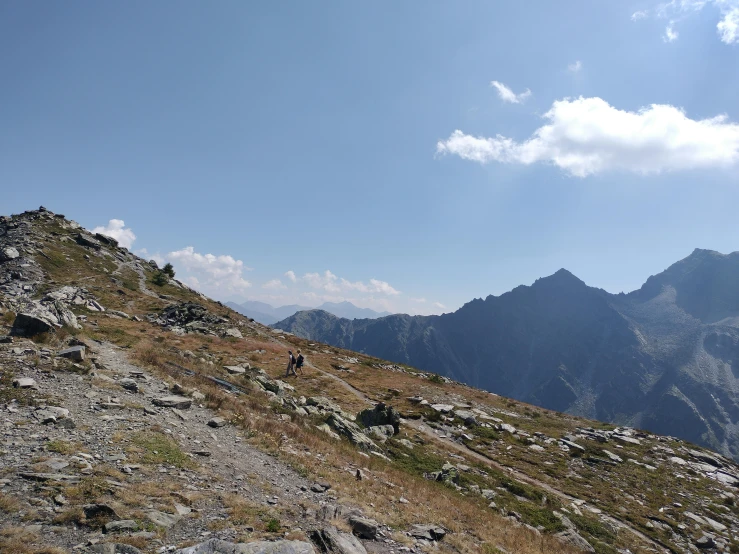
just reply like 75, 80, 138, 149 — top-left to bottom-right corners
2, 1, 739, 315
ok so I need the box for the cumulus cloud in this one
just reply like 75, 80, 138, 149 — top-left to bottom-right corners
91, 219, 136, 249
301, 270, 400, 295
663, 22, 680, 41
567, 60, 583, 73
490, 81, 531, 104
285, 270, 297, 283
436, 96, 739, 177
262, 279, 286, 290
166, 246, 252, 294
632, 10, 649, 20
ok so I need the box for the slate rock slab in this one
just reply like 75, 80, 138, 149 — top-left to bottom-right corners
58, 345, 85, 361
176, 538, 316, 554
152, 396, 192, 409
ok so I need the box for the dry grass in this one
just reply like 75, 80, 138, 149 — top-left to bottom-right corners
0, 526, 66, 554
0, 492, 21, 513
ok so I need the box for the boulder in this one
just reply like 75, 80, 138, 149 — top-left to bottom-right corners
35, 406, 70, 424
58, 345, 85, 361
696, 536, 716, 550
224, 328, 243, 339
152, 396, 192, 409
0, 246, 19, 261
348, 516, 378, 540
95, 233, 119, 247
176, 539, 316, 554
357, 402, 401, 434
409, 524, 446, 541
224, 365, 246, 375
363, 425, 395, 442
327, 414, 379, 451
119, 378, 139, 392
76, 233, 102, 250
310, 526, 367, 554
11, 311, 56, 336
84, 503, 120, 520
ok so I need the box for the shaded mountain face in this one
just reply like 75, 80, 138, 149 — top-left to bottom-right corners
275, 251, 739, 460
229, 300, 391, 325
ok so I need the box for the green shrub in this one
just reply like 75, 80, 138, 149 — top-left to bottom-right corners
265, 518, 280, 532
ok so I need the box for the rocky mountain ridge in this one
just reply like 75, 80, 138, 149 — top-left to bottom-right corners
2, 207, 739, 554
274, 250, 739, 462
228, 301, 391, 326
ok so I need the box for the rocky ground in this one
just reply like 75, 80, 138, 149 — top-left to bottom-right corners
2, 207, 739, 554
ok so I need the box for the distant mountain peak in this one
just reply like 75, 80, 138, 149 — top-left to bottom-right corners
533, 268, 586, 288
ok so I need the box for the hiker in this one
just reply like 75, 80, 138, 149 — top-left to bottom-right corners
285, 350, 297, 377
295, 349, 305, 375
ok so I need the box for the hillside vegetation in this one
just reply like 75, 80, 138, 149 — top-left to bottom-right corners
0, 207, 737, 554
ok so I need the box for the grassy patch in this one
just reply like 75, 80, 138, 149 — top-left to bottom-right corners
0, 492, 21, 513
129, 431, 194, 468
46, 440, 82, 455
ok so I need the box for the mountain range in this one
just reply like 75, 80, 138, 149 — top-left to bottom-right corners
274, 248, 739, 460
227, 299, 391, 325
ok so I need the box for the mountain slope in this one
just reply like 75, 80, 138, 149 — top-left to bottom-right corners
275, 251, 739, 460
228, 300, 390, 325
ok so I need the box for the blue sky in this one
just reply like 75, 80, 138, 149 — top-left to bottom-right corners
2, 1, 739, 315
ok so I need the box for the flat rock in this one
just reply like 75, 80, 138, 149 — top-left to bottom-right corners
19, 472, 80, 484
84, 503, 120, 520
58, 345, 85, 361
208, 417, 227, 428
0, 246, 20, 261
224, 365, 246, 375
104, 520, 138, 533
152, 395, 192, 409
90, 545, 143, 554
224, 328, 243, 339
146, 509, 182, 528
409, 524, 446, 541
311, 526, 367, 554
602, 450, 623, 463
176, 538, 316, 554
119, 378, 139, 392
555, 529, 595, 553
430, 404, 454, 414
13, 377, 38, 389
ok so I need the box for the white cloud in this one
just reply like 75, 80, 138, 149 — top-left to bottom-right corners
717, 6, 739, 42
166, 246, 252, 295
285, 270, 297, 283
433, 302, 447, 310
91, 219, 136, 249
436, 96, 739, 177
649, 0, 739, 43
567, 60, 583, 73
300, 270, 400, 295
490, 81, 531, 104
663, 22, 680, 41
631, 10, 649, 20
263, 279, 286, 290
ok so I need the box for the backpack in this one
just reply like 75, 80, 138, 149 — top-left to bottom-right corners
296, 354, 304, 367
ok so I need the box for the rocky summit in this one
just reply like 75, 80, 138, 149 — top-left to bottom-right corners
274, 251, 739, 463
2, 208, 739, 554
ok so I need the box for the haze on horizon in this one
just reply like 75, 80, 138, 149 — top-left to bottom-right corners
3, 1, 739, 315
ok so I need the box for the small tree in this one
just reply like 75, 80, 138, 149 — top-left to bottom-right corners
152, 271, 169, 286
162, 263, 175, 278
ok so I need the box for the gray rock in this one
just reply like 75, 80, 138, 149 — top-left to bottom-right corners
327, 414, 379, 451
13, 377, 38, 389
560, 439, 585, 452
11, 311, 56, 336
109, 310, 130, 319
224, 365, 246, 375
348, 516, 378, 540
409, 524, 446, 541
311, 526, 367, 554
364, 425, 395, 442
103, 519, 138, 533
555, 529, 595, 553
76, 233, 102, 250
176, 539, 316, 554
95, 233, 119, 247
0, 246, 20, 261
90, 544, 143, 554
35, 406, 70, 424
430, 404, 454, 414
357, 402, 400, 434
58, 345, 85, 361
602, 450, 623, 463
152, 395, 192, 409
119, 378, 139, 392
696, 535, 716, 549
146, 509, 182, 528
224, 328, 243, 338
84, 503, 119, 520
208, 417, 227, 428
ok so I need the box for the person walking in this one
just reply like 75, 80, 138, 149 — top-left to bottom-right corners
285, 350, 297, 378
295, 349, 305, 375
